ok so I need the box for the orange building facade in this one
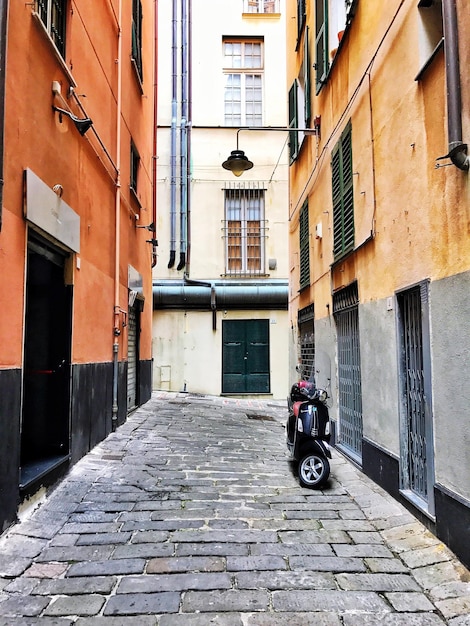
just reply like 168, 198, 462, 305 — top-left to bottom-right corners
0, 0, 156, 531
287, 0, 470, 567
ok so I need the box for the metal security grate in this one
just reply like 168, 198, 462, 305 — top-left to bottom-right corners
334, 282, 362, 460
298, 304, 314, 380
398, 287, 427, 500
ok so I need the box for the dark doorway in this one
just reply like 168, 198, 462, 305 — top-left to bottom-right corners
20, 234, 72, 490
222, 319, 270, 394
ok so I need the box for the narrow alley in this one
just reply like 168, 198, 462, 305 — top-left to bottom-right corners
0, 392, 469, 625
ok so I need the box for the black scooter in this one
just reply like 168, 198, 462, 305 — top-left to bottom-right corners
286, 378, 331, 488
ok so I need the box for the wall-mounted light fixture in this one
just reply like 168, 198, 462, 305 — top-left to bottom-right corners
52, 106, 93, 136
222, 123, 320, 176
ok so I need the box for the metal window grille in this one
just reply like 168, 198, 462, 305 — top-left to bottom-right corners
223, 183, 266, 277
332, 121, 354, 259
298, 304, 314, 380
36, 0, 66, 57
224, 40, 263, 126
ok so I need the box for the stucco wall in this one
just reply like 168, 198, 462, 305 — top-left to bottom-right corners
430, 270, 470, 502
359, 298, 400, 457
152, 309, 290, 399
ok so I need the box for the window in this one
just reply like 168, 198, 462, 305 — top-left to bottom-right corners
35, 0, 67, 57
315, 0, 353, 91
299, 200, 310, 290
132, 0, 143, 83
297, 0, 306, 40
332, 121, 354, 259
130, 141, 140, 195
244, 0, 279, 13
288, 81, 299, 162
224, 185, 265, 276
223, 39, 263, 126
298, 304, 315, 380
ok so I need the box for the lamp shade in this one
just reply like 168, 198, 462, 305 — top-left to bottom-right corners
222, 149, 254, 177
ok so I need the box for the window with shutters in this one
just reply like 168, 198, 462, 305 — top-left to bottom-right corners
288, 81, 299, 162
315, 0, 354, 92
223, 185, 266, 276
297, 0, 306, 40
299, 200, 310, 290
223, 39, 263, 126
332, 121, 354, 259
131, 0, 143, 83
35, 0, 67, 58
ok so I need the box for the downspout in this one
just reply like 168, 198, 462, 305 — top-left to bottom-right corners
177, 0, 188, 271
0, 0, 8, 231
185, 0, 192, 272
168, 0, 177, 268
112, 0, 123, 431
151, 0, 158, 267
440, 0, 469, 171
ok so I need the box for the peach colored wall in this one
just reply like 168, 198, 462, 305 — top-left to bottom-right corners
0, 0, 154, 367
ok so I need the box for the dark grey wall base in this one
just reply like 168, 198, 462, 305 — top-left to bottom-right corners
359, 438, 470, 570
0, 369, 21, 533
435, 484, 470, 570
139, 359, 153, 405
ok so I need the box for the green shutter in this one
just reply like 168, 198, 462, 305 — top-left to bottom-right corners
299, 201, 310, 289
304, 26, 311, 124
332, 122, 354, 259
288, 81, 299, 162
315, 0, 328, 92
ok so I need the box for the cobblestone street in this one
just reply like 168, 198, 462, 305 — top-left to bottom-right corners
0, 392, 469, 625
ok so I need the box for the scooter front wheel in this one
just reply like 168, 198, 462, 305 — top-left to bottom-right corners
298, 453, 330, 489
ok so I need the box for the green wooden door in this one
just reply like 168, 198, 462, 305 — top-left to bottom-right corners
222, 319, 270, 393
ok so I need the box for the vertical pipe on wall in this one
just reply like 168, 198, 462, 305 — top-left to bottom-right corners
177, 0, 188, 271
112, 0, 123, 430
0, 0, 8, 231
168, 0, 177, 268
152, 0, 158, 267
441, 0, 469, 171
185, 0, 192, 272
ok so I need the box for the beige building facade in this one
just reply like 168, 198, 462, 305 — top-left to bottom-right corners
286, 0, 470, 568
153, 0, 290, 399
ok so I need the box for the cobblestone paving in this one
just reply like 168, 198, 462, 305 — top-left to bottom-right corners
1, 392, 469, 625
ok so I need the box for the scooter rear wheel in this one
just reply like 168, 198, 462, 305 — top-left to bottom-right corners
298, 453, 330, 489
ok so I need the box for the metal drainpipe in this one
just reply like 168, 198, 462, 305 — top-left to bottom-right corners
185, 0, 192, 272
112, 0, 123, 431
177, 0, 188, 271
0, 0, 8, 231
441, 0, 469, 171
151, 0, 158, 267
168, 0, 177, 268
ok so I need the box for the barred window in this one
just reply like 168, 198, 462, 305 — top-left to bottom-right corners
36, 0, 67, 57
223, 184, 266, 276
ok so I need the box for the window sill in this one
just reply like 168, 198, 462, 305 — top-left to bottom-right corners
31, 11, 76, 87
243, 12, 280, 18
